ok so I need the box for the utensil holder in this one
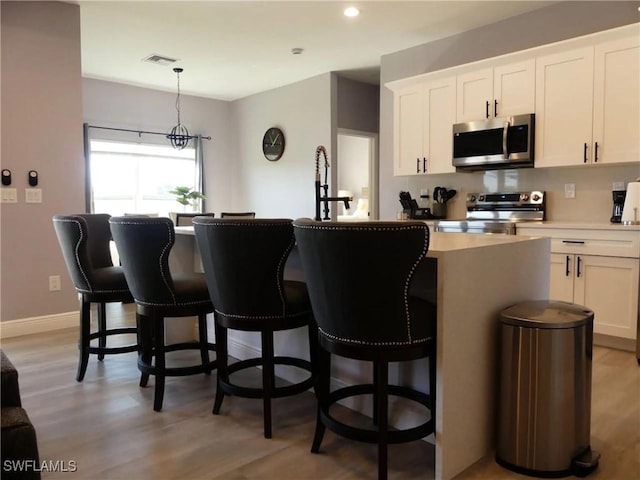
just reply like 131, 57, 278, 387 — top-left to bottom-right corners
433, 203, 447, 218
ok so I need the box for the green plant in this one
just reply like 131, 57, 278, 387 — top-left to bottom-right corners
169, 186, 205, 207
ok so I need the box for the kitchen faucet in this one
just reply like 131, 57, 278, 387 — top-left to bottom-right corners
315, 145, 351, 221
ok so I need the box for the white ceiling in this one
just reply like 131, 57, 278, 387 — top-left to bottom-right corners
79, 1, 554, 101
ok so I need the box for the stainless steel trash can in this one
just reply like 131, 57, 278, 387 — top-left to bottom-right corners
496, 300, 600, 477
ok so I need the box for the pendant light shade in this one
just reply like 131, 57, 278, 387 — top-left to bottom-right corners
167, 67, 190, 150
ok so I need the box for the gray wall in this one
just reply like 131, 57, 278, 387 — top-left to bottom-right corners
1, 1, 84, 320
336, 76, 379, 133
232, 73, 333, 219
379, 1, 640, 220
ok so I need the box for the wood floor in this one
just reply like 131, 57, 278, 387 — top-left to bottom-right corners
2, 304, 639, 480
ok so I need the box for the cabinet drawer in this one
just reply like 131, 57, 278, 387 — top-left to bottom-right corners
517, 227, 640, 258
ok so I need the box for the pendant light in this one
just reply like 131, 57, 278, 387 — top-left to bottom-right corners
167, 67, 190, 150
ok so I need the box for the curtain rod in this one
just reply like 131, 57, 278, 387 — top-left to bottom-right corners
86, 124, 211, 141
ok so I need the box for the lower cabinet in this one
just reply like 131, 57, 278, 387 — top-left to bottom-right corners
550, 253, 639, 339
518, 225, 640, 342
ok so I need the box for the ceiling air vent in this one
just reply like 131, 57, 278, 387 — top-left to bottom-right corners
142, 54, 178, 66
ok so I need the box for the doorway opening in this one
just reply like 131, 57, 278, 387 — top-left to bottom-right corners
337, 130, 378, 220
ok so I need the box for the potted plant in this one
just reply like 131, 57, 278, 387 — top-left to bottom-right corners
169, 186, 205, 210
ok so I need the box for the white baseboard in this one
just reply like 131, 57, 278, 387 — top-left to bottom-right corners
0, 312, 78, 339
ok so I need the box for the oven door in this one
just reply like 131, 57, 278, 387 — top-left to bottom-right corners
434, 220, 515, 235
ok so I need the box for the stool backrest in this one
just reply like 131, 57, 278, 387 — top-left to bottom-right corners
193, 217, 293, 318
109, 216, 177, 305
53, 214, 115, 293
293, 219, 431, 346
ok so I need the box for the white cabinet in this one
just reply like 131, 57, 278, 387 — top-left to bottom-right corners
550, 253, 639, 339
456, 60, 535, 122
535, 35, 640, 167
393, 77, 456, 176
518, 225, 640, 341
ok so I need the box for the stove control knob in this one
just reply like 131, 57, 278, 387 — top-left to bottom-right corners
532, 193, 541, 202
521, 193, 530, 201
478, 195, 485, 201
468, 195, 476, 202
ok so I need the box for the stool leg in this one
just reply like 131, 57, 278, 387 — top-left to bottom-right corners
212, 320, 228, 415
372, 361, 379, 426
76, 297, 91, 382
311, 347, 330, 453
376, 360, 389, 480
261, 330, 275, 439
307, 322, 319, 396
97, 302, 107, 361
153, 316, 165, 412
198, 314, 211, 375
137, 313, 151, 387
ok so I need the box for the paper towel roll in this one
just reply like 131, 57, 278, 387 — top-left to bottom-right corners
621, 182, 640, 225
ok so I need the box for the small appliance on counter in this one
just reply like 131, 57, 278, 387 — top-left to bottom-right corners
610, 190, 626, 223
399, 191, 435, 220
621, 180, 640, 225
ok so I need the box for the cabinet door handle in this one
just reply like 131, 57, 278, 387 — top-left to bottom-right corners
562, 240, 585, 244
416, 157, 420, 174
485, 101, 490, 119
594, 142, 599, 163
565, 255, 570, 277
577, 256, 582, 278
583, 143, 588, 163
423, 157, 427, 173
494, 99, 498, 117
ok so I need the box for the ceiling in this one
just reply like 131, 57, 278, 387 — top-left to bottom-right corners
78, 1, 554, 101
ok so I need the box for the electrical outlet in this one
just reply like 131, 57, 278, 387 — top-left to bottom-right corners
613, 181, 625, 191
564, 183, 576, 199
49, 275, 61, 292
420, 188, 429, 198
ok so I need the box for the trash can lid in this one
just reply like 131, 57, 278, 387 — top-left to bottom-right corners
500, 300, 594, 329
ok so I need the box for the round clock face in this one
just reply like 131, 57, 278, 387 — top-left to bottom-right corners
262, 127, 285, 161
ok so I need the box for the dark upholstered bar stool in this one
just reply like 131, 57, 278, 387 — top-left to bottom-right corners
53, 214, 138, 382
293, 219, 437, 480
193, 217, 315, 438
109, 216, 216, 411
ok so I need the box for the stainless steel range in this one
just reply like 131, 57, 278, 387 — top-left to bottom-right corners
434, 191, 545, 235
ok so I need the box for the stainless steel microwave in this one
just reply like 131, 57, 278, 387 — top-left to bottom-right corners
452, 113, 535, 171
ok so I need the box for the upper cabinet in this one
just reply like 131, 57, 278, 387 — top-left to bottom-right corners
535, 35, 639, 167
456, 60, 535, 122
387, 23, 640, 177
393, 77, 456, 176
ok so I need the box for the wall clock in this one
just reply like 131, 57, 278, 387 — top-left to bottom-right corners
262, 127, 285, 161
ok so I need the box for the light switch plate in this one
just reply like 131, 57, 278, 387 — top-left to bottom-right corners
25, 188, 42, 203
1, 188, 17, 203
564, 183, 576, 199
613, 181, 625, 191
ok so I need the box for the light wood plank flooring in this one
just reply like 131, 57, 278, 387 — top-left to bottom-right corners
1, 304, 638, 479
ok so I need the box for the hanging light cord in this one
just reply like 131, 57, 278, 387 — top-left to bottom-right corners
175, 68, 182, 127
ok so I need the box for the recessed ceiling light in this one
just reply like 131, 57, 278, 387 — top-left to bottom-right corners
344, 7, 360, 18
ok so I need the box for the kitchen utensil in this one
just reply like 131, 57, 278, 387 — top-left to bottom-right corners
445, 189, 457, 203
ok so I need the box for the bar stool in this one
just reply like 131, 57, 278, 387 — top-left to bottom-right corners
109, 216, 217, 411
193, 217, 315, 438
53, 214, 138, 382
293, 219, 436, 480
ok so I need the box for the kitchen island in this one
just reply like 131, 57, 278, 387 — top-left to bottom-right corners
174, 226, 550, 480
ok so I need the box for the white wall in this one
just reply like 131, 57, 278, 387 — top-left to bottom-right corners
82, 78, 235, 215
378, 1, 640, 220
232, 73, 332, 219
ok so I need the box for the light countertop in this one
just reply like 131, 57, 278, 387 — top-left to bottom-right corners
516, 221, 640, 231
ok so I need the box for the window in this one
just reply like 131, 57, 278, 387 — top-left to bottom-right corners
89, 140, 201, 216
